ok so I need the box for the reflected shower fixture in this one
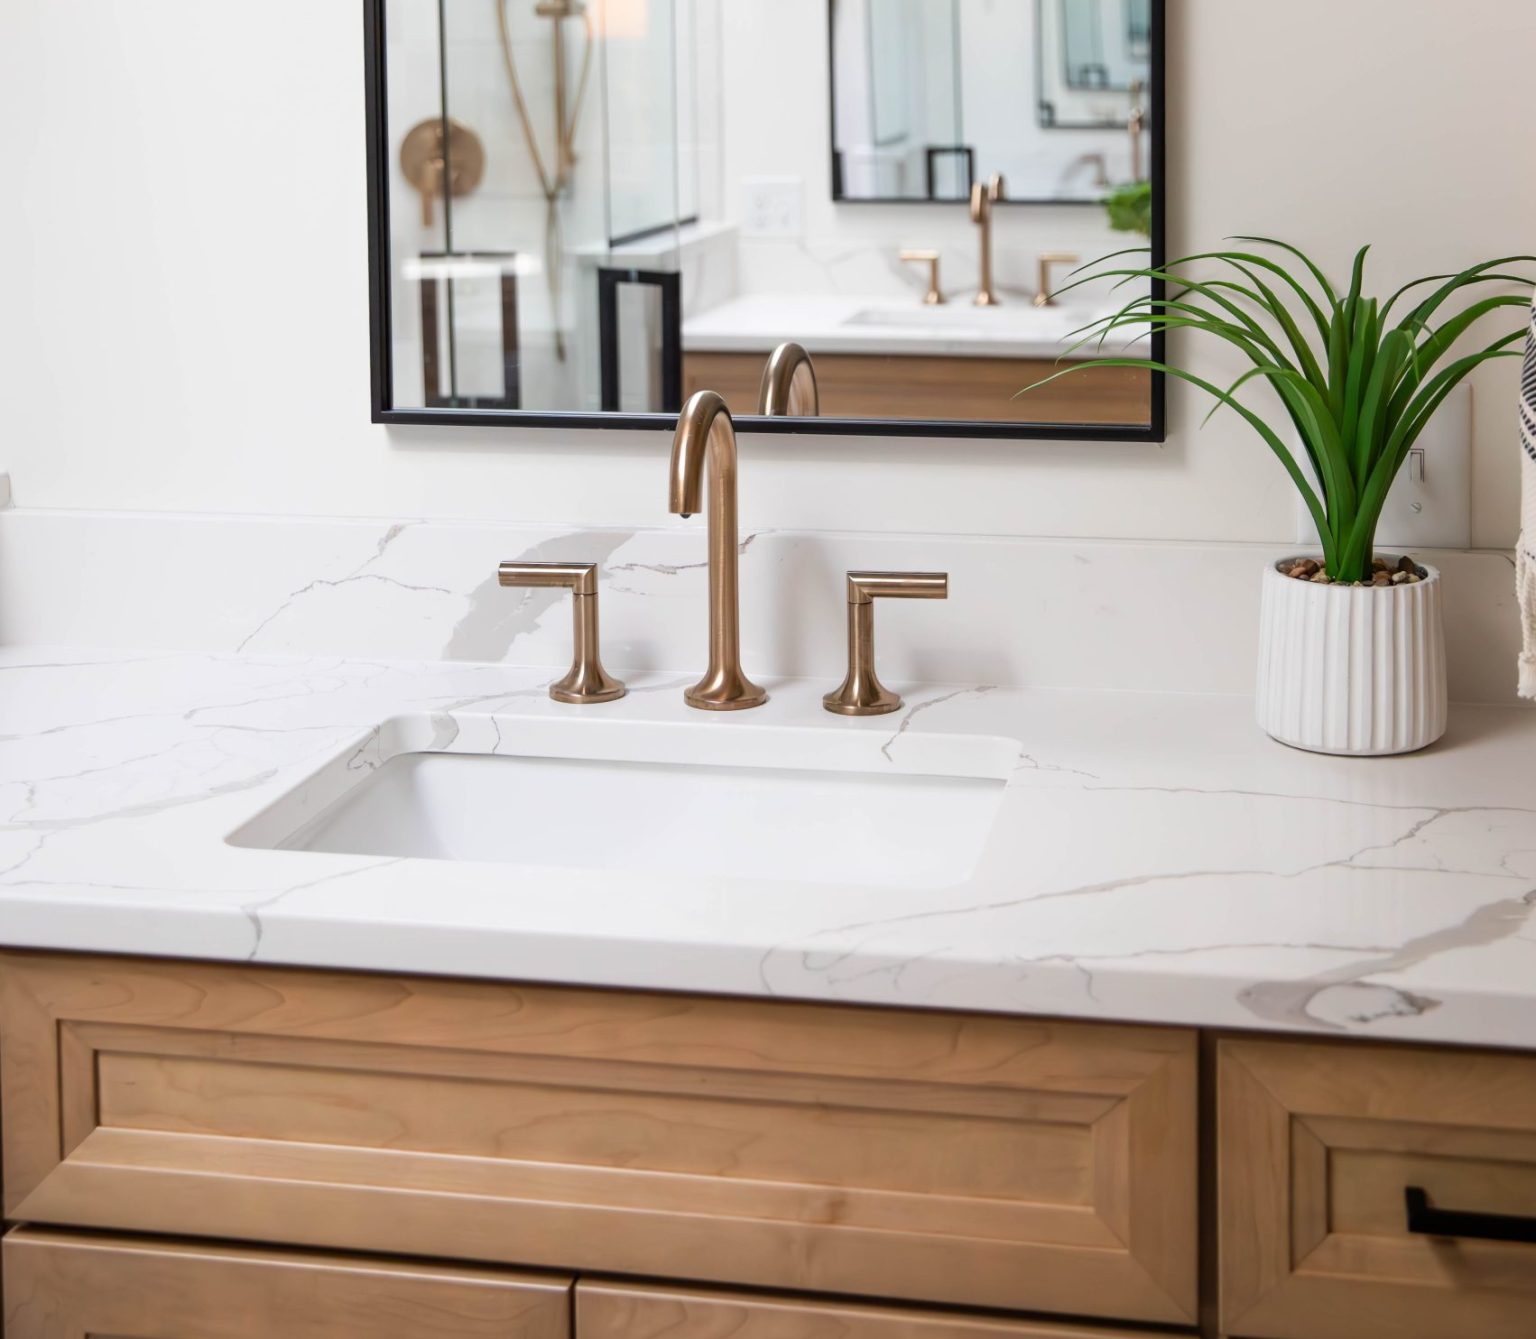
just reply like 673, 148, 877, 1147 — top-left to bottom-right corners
399, 117, 485, 229
496, 0, 594, 360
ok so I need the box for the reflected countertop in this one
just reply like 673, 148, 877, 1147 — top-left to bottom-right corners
2, 645, 1534, 1049
682, 293, 1142, 360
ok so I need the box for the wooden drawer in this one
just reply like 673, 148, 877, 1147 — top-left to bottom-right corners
1220, 1038, 1536, 1339
3, 1228, 570, 1337
1, 953, 1197, 1325
575, 1280, 1181, 1339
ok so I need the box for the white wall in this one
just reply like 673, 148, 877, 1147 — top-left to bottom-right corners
1, 1, 1533, 549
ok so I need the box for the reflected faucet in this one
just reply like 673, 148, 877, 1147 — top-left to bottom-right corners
1128, 79, 1147, 183
668, 391, 768, 711
758, 342, 820, 417
969, 173, 1006, 307
1065, 152, 1110, 193
1034, 252, 1081, 309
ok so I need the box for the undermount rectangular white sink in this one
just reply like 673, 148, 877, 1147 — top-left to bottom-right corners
231, 715, 1014, 890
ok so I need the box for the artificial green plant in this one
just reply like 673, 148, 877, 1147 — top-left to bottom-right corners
1034, 239, 1534, 584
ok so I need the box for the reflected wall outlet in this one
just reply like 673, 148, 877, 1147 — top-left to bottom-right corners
741, 176, 804, 238
1294, 384, 1473, 552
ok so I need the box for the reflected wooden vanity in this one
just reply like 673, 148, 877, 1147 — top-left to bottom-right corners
684, 353, 1152, 426
1, 952, 1533, 1338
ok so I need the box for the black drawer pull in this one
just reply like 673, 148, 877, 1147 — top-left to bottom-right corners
1405, 1186, 1536, 1244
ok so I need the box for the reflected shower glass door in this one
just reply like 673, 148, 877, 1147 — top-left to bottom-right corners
386, 0, 690, 414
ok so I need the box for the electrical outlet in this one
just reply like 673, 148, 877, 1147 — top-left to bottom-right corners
1294, 384, 1472, 552
741, 176, 804, 238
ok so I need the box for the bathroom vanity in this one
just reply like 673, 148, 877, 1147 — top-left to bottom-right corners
678, 297, 1153, 424
1, 597, 1534, 1339
7, 0, 1535, 1330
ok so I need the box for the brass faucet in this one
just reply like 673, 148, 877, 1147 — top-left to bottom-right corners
758, 342, 820, 417
668, 391, 768, 711
969, 173, 1006, 307
1033, 252, 1081, 309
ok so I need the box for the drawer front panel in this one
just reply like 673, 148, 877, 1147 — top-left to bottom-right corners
3, 1228, 571, 1338
1220, 1038, 1536, 1339
92, 1048, 1097, 1205
576, 1281, 1180, 1339
1, 953, 1197, 1325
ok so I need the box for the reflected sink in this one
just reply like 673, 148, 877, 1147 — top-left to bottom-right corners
842, 303, 1087, 336
231, 715, 1015, 891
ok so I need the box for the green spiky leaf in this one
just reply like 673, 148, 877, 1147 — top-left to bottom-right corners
1024, 239, 1535, 583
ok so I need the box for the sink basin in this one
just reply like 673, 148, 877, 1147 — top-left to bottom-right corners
231, 715, 1015, 891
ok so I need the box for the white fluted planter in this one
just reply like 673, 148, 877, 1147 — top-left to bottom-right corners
1256, 557, 1447, 756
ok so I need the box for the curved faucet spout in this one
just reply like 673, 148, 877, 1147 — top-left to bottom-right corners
758, 342, 820, 417
669, 389, 727, 519
668, 391, 768, 711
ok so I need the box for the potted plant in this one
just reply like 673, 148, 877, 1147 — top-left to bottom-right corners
1036, 238, 1533, 755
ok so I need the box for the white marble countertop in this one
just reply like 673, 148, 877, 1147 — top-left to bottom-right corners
683, 294, 1127, 360
3, 645, 1534, 1049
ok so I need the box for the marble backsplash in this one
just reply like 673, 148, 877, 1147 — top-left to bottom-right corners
0, 502, 1523, 702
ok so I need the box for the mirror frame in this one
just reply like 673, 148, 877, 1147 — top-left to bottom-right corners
363, 0, 1166, 442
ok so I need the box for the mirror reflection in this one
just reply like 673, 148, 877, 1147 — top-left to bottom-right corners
373, 0, 1161, 433
832, 0, 1151, 199
1040, 0, 1154, 129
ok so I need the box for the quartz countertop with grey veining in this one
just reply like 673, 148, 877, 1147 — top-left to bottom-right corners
2, 643, 1534, 1048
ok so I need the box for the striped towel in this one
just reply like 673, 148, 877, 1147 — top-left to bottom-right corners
1521, 295, 1536, 697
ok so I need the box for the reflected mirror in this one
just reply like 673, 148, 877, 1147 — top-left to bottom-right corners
365, 1, 1163, 439
1038, 0, 1154, 129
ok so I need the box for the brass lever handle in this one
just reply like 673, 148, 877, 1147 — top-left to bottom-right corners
823, 571, 949, 717
899, 250, 946, 306
1034, 251, 1081, 308
497, 561, 626, 704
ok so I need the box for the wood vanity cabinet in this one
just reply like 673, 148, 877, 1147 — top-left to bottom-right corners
1219, 1038, 1536, 1339
0, 952, 1198, 1330
2, 1229, 572, 1338
683, 353, 1150, 425
9, 952, 1536, 1339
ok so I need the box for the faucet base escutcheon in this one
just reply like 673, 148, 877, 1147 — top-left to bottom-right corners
685, 667, 769, 712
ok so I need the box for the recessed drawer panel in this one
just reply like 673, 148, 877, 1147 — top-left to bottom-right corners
3, 1227, 570, 1338
1, 952, 1197, 1325
576, 1280, 1182, 1339
1220, 1038, 1536, 1339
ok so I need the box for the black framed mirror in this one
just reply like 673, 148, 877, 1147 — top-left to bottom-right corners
365, 0, 1165, 441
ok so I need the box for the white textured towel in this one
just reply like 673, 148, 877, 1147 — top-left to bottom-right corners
1521, 295, 1536, 697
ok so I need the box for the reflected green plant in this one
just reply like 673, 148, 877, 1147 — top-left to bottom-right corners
1102, 181, 1152, 237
